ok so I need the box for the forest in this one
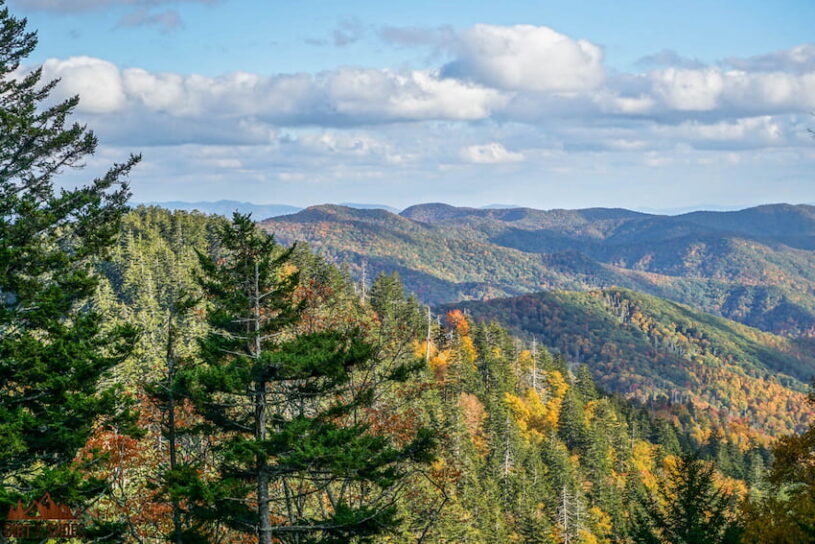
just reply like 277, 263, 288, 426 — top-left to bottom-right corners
3, 2, 815, 543
264, 204, 815, 338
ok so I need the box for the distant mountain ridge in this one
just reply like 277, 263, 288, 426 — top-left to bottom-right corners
141, 200, 302, 220
261, 202, 815, 337
143, 200, 403, 218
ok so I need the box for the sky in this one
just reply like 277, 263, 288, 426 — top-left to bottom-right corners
8, 0, 815, 211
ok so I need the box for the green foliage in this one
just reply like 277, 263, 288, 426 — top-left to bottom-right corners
263, 204, 815, 337
631, 454, 741, 544
180, 214, 434, 544
741, 388, 815, 543
0, 0, 140, 522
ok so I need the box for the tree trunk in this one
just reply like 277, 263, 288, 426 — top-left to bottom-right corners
253, 262, 273, 544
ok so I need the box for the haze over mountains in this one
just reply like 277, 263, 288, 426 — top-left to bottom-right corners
142, 200, 401, 219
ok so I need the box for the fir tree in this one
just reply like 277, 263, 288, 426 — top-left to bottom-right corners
632, 453, 741, 544
0, 0, 140, 528
187, 214, 434, 544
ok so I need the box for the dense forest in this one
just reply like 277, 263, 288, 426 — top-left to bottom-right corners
7, 201, 815, 543
4, 2, 815, 543
6, 206, 784, 543
264, 203, 815, 338
443, 288, 815, 445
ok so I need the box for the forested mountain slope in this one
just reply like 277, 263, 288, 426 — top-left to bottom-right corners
92, 207, 769, 543
443, 288, 815, 445
262, 203, 815, 337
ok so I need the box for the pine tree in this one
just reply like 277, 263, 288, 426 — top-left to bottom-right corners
144, 295, 212, 544
187, 214, 434, 544
558, 388, 590, 452
0, 0, 140, 527
632, 453, 741, 544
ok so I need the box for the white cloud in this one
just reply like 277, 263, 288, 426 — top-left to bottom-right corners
442, 24, 605, 93
42, 56, 126, 113
460, 142, 524, 164
20, 27, 815, 200
648, 67, 815, 113
40, 58, 507, 124
650, 67, 725, 111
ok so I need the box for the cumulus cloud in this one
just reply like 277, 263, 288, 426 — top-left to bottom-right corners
40, 58, 507, 124
650, 67, 725, 111
21, 23, 815, 171
442, 24, 605, 93
460, 142, 524, 164
42, 56, 126, 113
19, 22, 812, 207
648, 66, 815, 113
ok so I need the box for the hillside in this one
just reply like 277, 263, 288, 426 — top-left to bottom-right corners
261, 203, 815, 337
97, 207, 763, 543
443, 287, 815, 443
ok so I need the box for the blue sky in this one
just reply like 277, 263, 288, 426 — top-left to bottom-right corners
8, 0, 815, 210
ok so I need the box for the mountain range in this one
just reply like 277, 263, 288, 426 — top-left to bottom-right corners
261, 202, 815, 338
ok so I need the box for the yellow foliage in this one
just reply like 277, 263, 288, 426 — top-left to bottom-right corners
459, 336, 478, 366
662, 454, 679, 476
714, 472, 748, 499
589, 506, 613, 540
429, 350, 451, 381
518, 349, 534, 370
279, 262, 298, 279
504, 387, 563, 442
546, 370, 569, 398
578, 529, 599, 544
632, 440, 659, 492
413, 339, 438, 360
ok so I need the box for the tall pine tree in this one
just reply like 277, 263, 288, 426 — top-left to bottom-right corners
0, 0, 140, 529
188, 214, 433, 544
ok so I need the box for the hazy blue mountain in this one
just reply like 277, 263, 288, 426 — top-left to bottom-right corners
339, 202, 401, 213
142, 200, 302, 220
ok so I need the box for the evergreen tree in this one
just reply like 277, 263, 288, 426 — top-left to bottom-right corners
575, 364, 598, 402
558, 388, 590, 452
187, 214, 433, 544
632, 453, 741, 544
144, 295, 212, 544
0, 0, 140, 528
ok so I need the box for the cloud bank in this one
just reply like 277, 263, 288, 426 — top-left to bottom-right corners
16, 23, 815, 207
